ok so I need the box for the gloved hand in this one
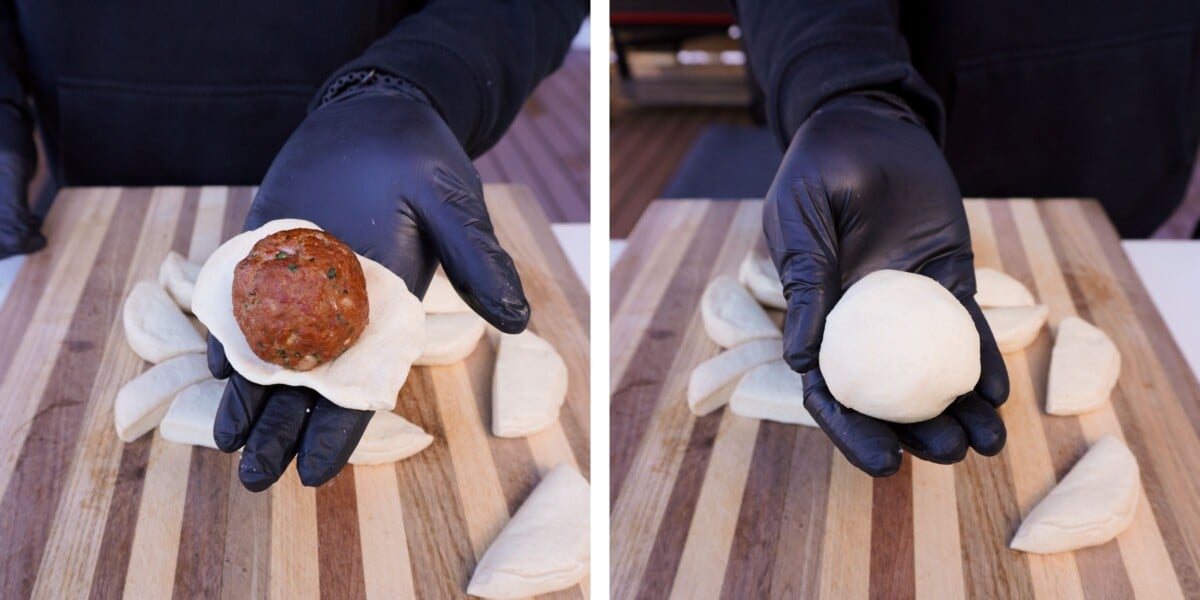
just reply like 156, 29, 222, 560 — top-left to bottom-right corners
763, 92, 1009, 477
0, 103, 45, 259
209, 81, 530, 492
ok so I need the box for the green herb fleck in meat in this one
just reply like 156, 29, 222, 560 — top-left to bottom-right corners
288, 264, 299, 272
327, 268, 337, 279
275, 251, 288, 259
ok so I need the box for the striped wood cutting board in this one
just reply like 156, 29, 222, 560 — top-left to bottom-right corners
610, 198, 1200, 599
0, 185, 590, 599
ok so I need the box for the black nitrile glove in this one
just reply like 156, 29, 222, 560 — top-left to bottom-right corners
764, 92, 1009, 477
209, 81, 530, 492
0, 103, 44, 259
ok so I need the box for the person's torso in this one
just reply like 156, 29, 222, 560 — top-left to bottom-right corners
16, 0, 420, 186
901, 0, 1200, 237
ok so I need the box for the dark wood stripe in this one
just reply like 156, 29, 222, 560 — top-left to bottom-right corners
955, 452, 1035, 598
394, 370, 476, 599
1037, 201, 1200, 595
0, 189, 145, 599
634, 411, 723, 600
316, 468, 367, 600
220, 459, 271, 600
173, 450, 233, 599
611, 201, 736, 501
89, 436, 152, 600
222, 187, 254, 241
466, 340, 541, 513
719, 421, 798, 599
171, 187, 200, 255
766, 430, 832, 599
869, 458, 915, 600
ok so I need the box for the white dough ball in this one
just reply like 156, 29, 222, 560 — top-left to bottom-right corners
819, 270, 980, 423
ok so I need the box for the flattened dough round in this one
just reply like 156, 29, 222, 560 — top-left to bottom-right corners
1046, 316, 1121, 416
975, 267, 1035, 308
701, 275, 781, 348
114, 353, 211, 442
123, 280, 206, 364
160, 378, 224, 449
730, 360, 816, 427
737, 250, 786, 310
819, 270, 979, 423
1011, 435, 1140, 554
158, 251, 202, 313
415, 312, 487, 366
493, 330, 568, 437
348, 411, 434, 465
422, 273, 472, 314
983, 304, 1048, 354
193, 219, 425, 411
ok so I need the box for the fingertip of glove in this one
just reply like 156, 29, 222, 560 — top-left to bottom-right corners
295, 455, 341, 488
858, 447, 903, 478
237, 457, 282, 492
968, 417, 1007, 456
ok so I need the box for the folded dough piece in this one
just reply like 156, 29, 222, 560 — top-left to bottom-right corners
160, 378, 224, 449
729, 360, 816, 427
1011, 435, 1140, 554
468, 464, 590, 599
414, 312, 487, 366
422, 273, 472, 314
348, 411, 434, 465
688, 339, 780, 416
737, 251, 786, 310
114, 353, 211, 442
984, 304, 1049, 354
701, 275, 781, 349
193, 219, 425, 411
123, 280, 206, 364
975, 268, 1036, 307
493, 330, 568, 437
1047, 316, 1121, 416
158, 251, 203, 313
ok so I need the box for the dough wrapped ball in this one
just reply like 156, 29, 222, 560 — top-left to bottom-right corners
819, 270, 980, 423
232, 228, 369, 371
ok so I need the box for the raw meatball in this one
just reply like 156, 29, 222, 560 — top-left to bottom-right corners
232, 228, 368, 371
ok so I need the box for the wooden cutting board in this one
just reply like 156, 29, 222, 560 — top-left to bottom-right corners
0, 185, 590, 599
611, 198, 1200, 599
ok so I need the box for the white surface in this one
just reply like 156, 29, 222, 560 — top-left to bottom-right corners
613, 239, 1200, 383
552, 223, 589, 292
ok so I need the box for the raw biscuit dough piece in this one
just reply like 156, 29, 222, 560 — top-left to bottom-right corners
159, 379, 224, 449
468, 463, 590, 599
984, 304, 1049, 354
688, 339, 781, 416
348, 411, 434, 465
975, 267, 1035, 308
193, 219, 425, 411
493, 330, 568, 437
123, 280, 206, 364
1011, 435, 1140, 554
422, 273, 472, 314
1047, 316, 1121, 416
729, 360, 816, 427
701, 275, 781, 348
819, 270, 979, 423
738, 251, 786, 310
414, 312, 487, 366
114, 353, 211, 442
158, 251, 203, 313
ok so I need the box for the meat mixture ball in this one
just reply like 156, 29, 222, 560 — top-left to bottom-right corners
232, 228, 369, 371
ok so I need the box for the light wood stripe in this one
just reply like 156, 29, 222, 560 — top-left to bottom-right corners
816, 453, 873, 600
221, 458, 271, 600
970, 201, 1086, 599
911, 462, 966, 600
668, 411, 759, 600
355, 465, 418, 600
431, 362, 511, 560
611, 203, 759, 596
191, 186, 228, 259
269, 469, 319, 600
121, 432, 192, 599
0, 189, 120, 500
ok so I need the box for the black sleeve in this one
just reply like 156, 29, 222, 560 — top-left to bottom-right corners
316, 0, 588, 158
734, 0, 944, 148
0, 0, 36, 172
